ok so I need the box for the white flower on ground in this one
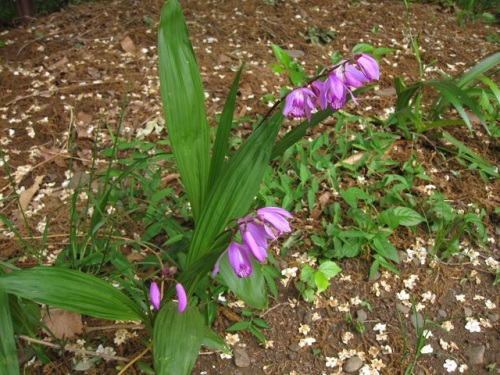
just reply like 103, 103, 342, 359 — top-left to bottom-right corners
423, 330, 433, 339
485, 300, 496, 309
225, 333, 240, 346
420, 344, 433, 354
298, 337, 316, 347
403, 275, 419, 289
298, 324, 310, 335
220, 352, 232, 359
371, 358, 386, 370
311, 312, 321, 321
421, 291, 436, 303
455, 294, 466, 302
373, 323, 387, 332
458, 364, 468, 373
96, 345, 116, 361
442, 321, 454, 331
396, 290, 410, 301
464, 318, 481, 332
325, 357, 339, 368
485, 257, 499, 269
443, 359, 458, 372
368, 346, 380, 357
342, 331, 354, 344
281, 267, 298, 278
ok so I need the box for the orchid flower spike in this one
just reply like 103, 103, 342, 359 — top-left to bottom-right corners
149, 282, 161, 311
319, 74, 346, 111
239, 220, 270, 263
256, 207, 293, 237
228, 242, 253, 278
175, 283, 187, 314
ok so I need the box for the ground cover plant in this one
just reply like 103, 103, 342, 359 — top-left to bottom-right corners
0, 0, 499, 374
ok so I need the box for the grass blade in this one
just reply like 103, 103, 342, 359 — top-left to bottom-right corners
0, 291, 20, 375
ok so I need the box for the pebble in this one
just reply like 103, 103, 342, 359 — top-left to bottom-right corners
288, 344, 301, 352
303, 309, 312, 324
466, 345, 486, 365
233, 348, 251, 368
370, 271, 381, 281
410, 313, 424, 329
396, 303, 411, 314
343, 356, 364, 373
437, 309, 447, 318
488, 313, 499, 322
398, 250, 408, 263
356, 309, 368, 322
463, 306, 473, 317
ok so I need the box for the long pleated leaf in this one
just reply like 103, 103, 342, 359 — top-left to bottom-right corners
158, 0, 210, 222
0, 268, 144, 322
208, 66, 243, 188
186, 112, 283, 267
218, 256, 268, 309
0, 291, 19, 375
153, 303, 204, 375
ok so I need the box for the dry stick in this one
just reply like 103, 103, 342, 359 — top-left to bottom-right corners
18, 335, 130, 362
116, 343, 151, 375
85, 324, 145, 332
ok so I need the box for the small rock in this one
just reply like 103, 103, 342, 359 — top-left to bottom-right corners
437, 309, 447, 318
410, 313, 424, 329
398, 250, 408, 263
463, 306, 473, 317
343, 356, 364, 373
467, 345, 486, 365
287, 352, 297, 360
370, 271, 381, 281
303, 309, 312, 324
396, 303, 411, 314
233, 348, 251, 368
356, 309, 368, 322
288, 344, 301, 352
487, 313, 499, 322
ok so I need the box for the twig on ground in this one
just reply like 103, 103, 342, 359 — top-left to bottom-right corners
18, 335, 130, 362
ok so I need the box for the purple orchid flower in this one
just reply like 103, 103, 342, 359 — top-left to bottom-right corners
149, 282, 161, 311
354, 53, 379, 81
334, 63, 369, 88
319, 74, 347, 111
283, 87, 317, 122
256, 207, 293, 237
228, 242, 253, 278
175, 283, 187, 313
239, 221, 270, 262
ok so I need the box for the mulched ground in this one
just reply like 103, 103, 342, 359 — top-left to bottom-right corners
0, 0, 498, 374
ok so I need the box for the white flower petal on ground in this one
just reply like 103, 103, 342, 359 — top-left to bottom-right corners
420, 344, 433, 354
298, 337, 316, 347
325, 357, 339, 368
464, 318, 481, 332
443, 359, 458, 372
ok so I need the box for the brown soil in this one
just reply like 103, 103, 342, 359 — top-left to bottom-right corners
0, 0, 499, 374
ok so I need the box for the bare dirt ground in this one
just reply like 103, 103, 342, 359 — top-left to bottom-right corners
0, 0, 499, 374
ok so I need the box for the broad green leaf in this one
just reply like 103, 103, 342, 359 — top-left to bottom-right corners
186, 112, 283, 266
201, 325, 231, 355
456, 52, 500, 89
153, 303, 204, 375
158, 0, 210, 222
218, 256, 268, 309
271, 43, 291, 67
393, 207, 425, 226
227, 321, 251, 331
340, 187, 369, 208
371, 236, 399, 263
208, 66, 243, 188
0, 268, 145, 322
0, 291, 19, 375
300, 264, 315, 287
318, 261, 342, 279
314, 271, 329, 294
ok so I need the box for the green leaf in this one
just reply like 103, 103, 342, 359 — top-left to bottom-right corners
314, 271, 329, 294
186, 112, 283, 267
271, 43, 291, 67
0, 291, 19, 375
158, 0, 210, 222
227, 321, 251, 331
0, 267, 145, 322
208, 66, 243, 188
393, 207, 425, 226
253, 317, 270, 329
318, 261, 342, 279
371, 236, 399, 263
300, 264, 315, 287
218, 256, 268, 309
153, 303, 204, 375
201, 326, 231, 355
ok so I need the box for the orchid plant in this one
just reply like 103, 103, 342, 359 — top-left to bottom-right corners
0, 0, 379, 373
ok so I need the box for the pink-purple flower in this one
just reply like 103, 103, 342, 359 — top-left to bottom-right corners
282, 87, 317, 122
354, 53, 379, 81
175, 283, 187, 313
150, 282, 161, 311
212, 207, 293, 279
319, 74, 346, 111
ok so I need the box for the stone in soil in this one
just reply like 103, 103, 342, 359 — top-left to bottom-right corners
233, 348, 251, 368
343, 356, 364, 373
396, 303, 411, 314
356, 309, 368, 322
410, 313, 424, 330
466, 345, 486, 365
